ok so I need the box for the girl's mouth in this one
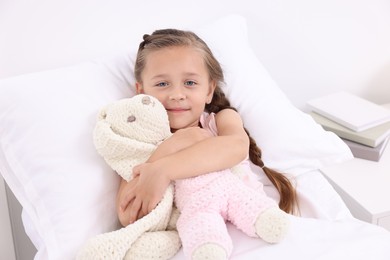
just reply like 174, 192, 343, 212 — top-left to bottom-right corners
167, 108, 189, 113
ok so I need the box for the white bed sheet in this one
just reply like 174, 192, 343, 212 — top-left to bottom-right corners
17, 168, 390, 259
20, 167, 390, 259
170, 170, 390, 259
208, 216, 390, 259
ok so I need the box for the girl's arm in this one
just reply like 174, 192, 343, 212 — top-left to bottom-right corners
119, 109, 249, 224
152, 109, 249, 179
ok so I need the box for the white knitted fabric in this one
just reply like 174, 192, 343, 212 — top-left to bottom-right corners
192, 243, 227, 260
77, 95, 180, 259
255, 207, 290, 243
93, 94, 172, 181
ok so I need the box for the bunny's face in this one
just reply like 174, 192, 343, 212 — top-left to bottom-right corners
101, 94, 171, 144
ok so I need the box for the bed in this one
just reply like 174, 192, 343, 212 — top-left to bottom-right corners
1, 5, 390, 260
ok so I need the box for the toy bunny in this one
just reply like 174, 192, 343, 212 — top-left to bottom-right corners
77, 94, 180, 260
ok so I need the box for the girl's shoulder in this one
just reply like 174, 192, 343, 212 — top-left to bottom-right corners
214, 108, 244, 128
214, 108, 241, 119
201, 109, 244, 136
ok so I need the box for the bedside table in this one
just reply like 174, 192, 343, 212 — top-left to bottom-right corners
320, 142, 390, 231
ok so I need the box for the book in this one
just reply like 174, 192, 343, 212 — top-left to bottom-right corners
342, 136, 389, 162
309, 109, 390, 148
306, 92, 390, 132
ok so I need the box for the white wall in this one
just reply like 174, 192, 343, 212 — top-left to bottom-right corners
244, 0, 390, 108
1, 0, 389, 109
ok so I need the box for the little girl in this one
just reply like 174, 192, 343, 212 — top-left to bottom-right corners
117, 29, 298, 257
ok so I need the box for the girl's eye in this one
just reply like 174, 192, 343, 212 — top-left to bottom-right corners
185, 80, 196, 86
156, 82, 168, 87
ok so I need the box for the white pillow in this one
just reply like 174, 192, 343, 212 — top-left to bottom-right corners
0, 15, 352, 259
0, 52, 136, 259
196, 17, 352, 176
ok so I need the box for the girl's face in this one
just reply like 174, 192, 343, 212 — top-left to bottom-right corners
136, 46, 216, 132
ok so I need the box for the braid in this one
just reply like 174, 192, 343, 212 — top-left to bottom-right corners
245, 130, 298, 214
206, 87, 298, 214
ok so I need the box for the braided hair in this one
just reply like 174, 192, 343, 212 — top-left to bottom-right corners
134, 29, 298, 214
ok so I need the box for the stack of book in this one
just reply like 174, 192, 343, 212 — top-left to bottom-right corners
307, 92, 390, 162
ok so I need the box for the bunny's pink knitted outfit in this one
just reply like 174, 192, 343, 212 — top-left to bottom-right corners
174, 112, 278, 258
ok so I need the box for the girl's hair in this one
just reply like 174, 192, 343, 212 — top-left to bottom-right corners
135, 29, 298, 214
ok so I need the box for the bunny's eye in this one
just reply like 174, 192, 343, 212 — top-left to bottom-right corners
142, 96, 151, 105
127, 115, 136, 122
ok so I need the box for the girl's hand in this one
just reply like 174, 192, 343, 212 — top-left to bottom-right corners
120, 162, 171, 224
148, 127, 212, 161
117, 127, 211, 225
171, 127, 212, 150
117, 177, 140, 226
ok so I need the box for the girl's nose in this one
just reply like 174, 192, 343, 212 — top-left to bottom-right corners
169, 86, 186, 101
